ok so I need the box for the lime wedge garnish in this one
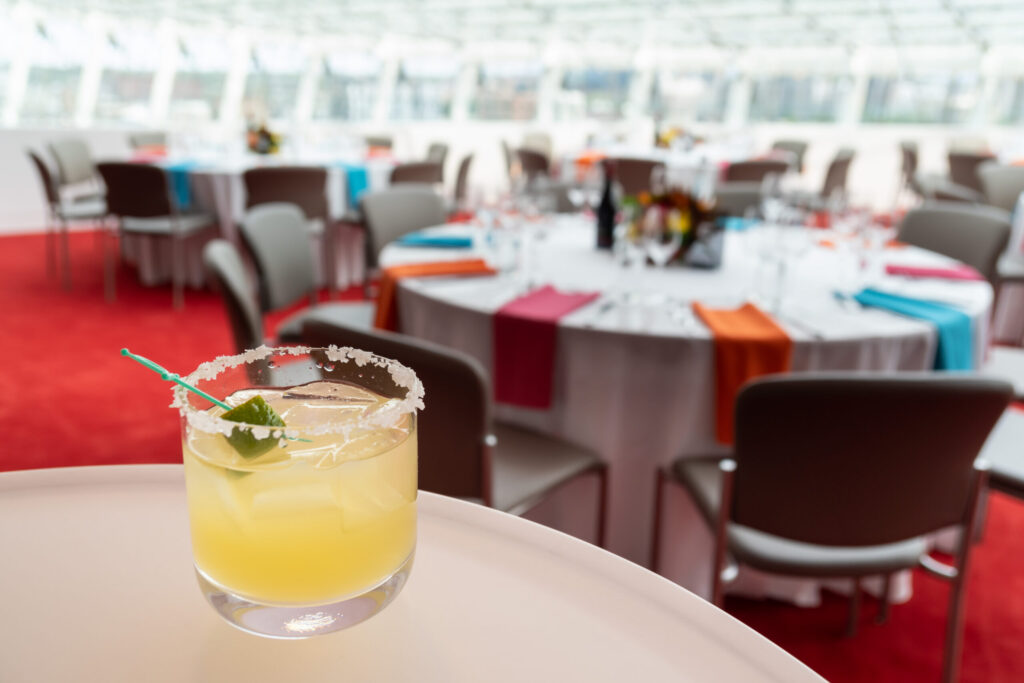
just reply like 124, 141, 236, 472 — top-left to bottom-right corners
221, 395, 287, 459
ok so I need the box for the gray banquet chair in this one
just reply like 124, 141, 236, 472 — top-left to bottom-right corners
948, 151, 995, 197
977, 163, 1024, 213
95, 162, 215, 309
901, 142, 983, 204
714, 182, 763, 218
426, 142, 448, 167
650, 374, 1011, 683
360, 185, 449, 273
610, 157, 666, 196
452, 153, 474, 212
723, 159, 790, 183
515, 147, 551, 185
770, 140, 808, 172
48, 138, 99, 187
896, 202, 1010, 284
301, 316, 608, 546
237, 203, 375, 343
27, 149, 107, 289
390, 162, 444, 185
978, 408, 1024, 502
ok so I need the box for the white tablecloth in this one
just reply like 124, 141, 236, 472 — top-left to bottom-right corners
380, 216, 992, 603
0, 465, 824, 683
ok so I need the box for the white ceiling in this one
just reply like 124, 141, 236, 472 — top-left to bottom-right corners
6, 0, 1024, 50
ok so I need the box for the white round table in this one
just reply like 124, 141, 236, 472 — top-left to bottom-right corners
380, 216, 992, 603
0, 465, 823, 683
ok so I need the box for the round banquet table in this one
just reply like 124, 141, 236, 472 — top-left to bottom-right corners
379, 215, 993, 603
0, 466, 824, 683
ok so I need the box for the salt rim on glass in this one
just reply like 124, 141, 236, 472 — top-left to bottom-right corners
172, 345, 425, 446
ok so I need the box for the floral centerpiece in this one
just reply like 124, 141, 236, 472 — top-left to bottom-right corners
619, 186, 723, 268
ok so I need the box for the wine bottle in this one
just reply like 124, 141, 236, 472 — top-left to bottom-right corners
596, 160, 616, 250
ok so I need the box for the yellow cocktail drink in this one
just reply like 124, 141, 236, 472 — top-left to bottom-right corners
183, 380, 417, 606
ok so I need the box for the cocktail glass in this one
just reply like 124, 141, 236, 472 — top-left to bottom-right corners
174, 346, 422, 638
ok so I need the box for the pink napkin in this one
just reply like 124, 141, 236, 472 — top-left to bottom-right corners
493, 286, 600, 409
885, 263, 985, 281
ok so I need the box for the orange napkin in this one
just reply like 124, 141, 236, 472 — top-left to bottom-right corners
693, 302, 794, 444
374, 259, 496, 331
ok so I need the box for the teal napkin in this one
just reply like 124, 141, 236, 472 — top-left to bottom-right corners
853, 288, 974, 370
397, 234, 473, 249
336, 162, 369, 208
163, 160, 199, 209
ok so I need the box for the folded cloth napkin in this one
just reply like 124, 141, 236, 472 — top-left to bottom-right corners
884, 263, 985, 281
493, 286, 601, 409
337, 162, 369, 208
163, 160, 199, 210
374, 259, 496, 331
853, 288, 974, 370
397, 234, 474, 249
693, 302, 794, 444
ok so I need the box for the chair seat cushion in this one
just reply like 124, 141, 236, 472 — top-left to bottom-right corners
979, 408, 1024, 500
122, 213, 214, 235
998, 254, 1024, 283
671, 456, 928, 577
58, 198, 107, 220
277, 301, 377, 342
491, 422, 603, 514
982, 346, 1024, 400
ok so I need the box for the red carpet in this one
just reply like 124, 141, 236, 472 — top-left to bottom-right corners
2, 230, 1023, 682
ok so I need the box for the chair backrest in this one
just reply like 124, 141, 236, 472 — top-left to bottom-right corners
724, 159, 789, 183
500, 140, 513, 176
390, 162, 444, 185
365, 135, 393, 150
820, 148, 855, 198
771, 140, 808, 172
515, 148, 550, 182
361, 185, 448, 268
95, 162, 172, 218
454, 154, 474, 205
897, 201, 1011, 282
522, 131, 553, 160
238, 203, 316, 311
27, 150, 59, 207
611, 157, 666, 196
731, 374, 1011, 546
202, 239, 264, 353
242, 166, 328, 223
714, 182, 762, 217
48, 138, 96, 185
301, 318, 490, 501
899, 141, 919, 187
128, 132, 167, 150
426, 142, 448, 166
978, 163, 1024, 213
948, 151, 995, 195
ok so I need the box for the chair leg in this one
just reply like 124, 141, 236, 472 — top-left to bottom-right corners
594, 466, 609, 550
171, 234, 184, 311
876, 574, 892, 624
650, 467, 666, 571
846, 577, 862, 638
103, 224, 116, 303
59, 215, 72, 291
45, 217, 56, 279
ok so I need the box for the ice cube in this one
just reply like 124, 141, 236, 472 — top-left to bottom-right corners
282, 380, 379, 404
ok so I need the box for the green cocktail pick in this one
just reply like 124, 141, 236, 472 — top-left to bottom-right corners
120, 348, 311, 453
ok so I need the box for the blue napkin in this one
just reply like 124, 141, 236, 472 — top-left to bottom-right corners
337, 162, 369, 208
717, 216, 758, 231
397, 234, 473, 249
163, 160, 199, 210
853, 288, 974, 370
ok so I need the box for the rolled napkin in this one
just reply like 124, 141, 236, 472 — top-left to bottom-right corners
396, 233, 474, 249
374, 259, 497, 331
693, 302, 794, 444
493, 286, 601, 409
884, 263, 985, 281
853, 288, 973, 370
